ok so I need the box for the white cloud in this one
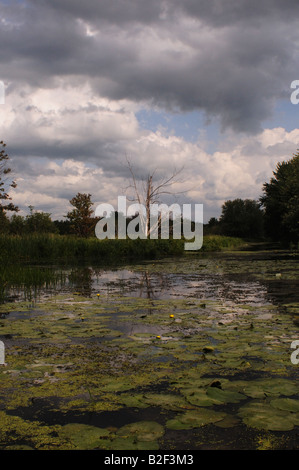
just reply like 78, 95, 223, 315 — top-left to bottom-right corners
1, 72, 298, 224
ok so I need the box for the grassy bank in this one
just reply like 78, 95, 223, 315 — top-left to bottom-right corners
200, 235, 246, 252
0, 233, 247, 266
0, 234, 184, 265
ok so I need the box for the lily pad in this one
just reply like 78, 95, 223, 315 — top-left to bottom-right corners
116, 421, 164, 442
183, 389, 222, 407
206, 387, 246, 404
118, 393, 150, 409
214, 414, 241, 428
143, 393, 195, 410
242, 378, 298, 399
270, 398, 299, 413
59, 423, 112, 449
238, 401, 299, 431
166, 409, 226, 430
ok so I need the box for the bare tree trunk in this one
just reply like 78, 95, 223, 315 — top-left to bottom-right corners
125, 156, 186, 239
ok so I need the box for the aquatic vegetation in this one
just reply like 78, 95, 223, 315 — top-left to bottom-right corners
0, 250, 298, 449
166, 409, 227, 430
238, 401, 299, 431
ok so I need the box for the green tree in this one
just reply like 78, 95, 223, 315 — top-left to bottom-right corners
0, 140, 18, 232
9, 214, 26, 235
25, 206, 58, 234
66, 193, 97, 237
53, 219, 72, 235
219, 198, 264, 239
260, 151, 299, 242
204, 217, 221, 235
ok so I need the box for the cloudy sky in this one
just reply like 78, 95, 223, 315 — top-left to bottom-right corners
1, 0, 299, 222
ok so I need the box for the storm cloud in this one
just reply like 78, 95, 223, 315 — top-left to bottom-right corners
1, 0, 298, 133
1, 0, 299, 220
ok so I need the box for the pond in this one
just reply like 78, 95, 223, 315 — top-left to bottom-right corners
0, 249, 298, 450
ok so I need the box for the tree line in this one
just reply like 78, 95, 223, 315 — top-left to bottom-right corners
206, 150, 299, 244
0, 140, 298, 245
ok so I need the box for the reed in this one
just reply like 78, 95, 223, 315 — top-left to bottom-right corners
201, 235, 245, 252
0, 234, 185, 265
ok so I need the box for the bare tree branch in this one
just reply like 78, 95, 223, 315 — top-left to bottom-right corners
124, 155, 187, 237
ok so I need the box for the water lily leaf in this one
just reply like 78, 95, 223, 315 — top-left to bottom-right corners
166, 409, 226, 430
59, 423, 112, 449
184, 389, 222, 407
214, 414, 241, 428
118, 393, 150, 409
270, 398, 299, 413
238, 402, 297, 431
206, 387, 246, 404
143, 393, 195, 410
242, 378, 298, 398
116, 421, 164, 442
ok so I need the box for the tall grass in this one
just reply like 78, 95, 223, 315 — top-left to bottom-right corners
0, 233, 246, 266
200, 235, 246, 252
0, 265, 67, 301
0, 234, 185, 265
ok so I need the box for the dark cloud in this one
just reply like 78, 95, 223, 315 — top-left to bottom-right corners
35, 0, 164, 25
176, 0, 299, 26
1, 0, 299, 134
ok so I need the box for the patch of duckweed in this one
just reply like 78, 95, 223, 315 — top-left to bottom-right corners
0, 411, 69, 449
255, 433, 290, 450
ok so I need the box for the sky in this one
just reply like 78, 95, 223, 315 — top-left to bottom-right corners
1, 0, 299, 223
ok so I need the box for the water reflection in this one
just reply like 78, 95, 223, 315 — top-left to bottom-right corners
1, 252, 298, 312
68, 267, 94, 297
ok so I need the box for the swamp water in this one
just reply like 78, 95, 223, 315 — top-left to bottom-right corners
0, 250, 298, 450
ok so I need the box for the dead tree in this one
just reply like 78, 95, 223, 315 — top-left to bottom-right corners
125, 156, 185, 238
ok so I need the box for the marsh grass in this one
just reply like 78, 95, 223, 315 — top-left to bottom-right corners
0, 234, 245, 266
200, 235, 245, 252
0, 234, 245, 302
0, 264, 67, 302
0, 234, 185, 265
